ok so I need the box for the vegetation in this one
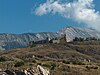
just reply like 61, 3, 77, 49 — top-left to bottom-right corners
62, 60, 70, 64
85, 37, 98, 41
0, 40, 100, 75
0, 56, 7, 62
73, 37, 99, 42
73, 37, 84, 42
42, 63, 56, 70
30, 44, 36, 48
14, 61, 25, 67
86, 65, 98, 70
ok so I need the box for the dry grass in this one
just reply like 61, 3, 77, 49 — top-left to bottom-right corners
0, 41, 100, 75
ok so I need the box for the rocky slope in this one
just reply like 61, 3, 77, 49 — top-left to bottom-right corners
59, 27, 100, 42
0, 32, 59, 50
0, 26, 100, 50
0, 65, 50, 75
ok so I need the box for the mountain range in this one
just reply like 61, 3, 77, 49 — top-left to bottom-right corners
0, 26, 100, 50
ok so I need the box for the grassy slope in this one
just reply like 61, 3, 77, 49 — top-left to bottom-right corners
0, 41, 100, 75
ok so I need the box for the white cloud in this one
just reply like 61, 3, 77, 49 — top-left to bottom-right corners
35, 0, 100, 31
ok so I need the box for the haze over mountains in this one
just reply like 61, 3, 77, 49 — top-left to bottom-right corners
0, 26, 100, 50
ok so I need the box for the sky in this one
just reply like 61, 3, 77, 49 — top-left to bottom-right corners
0, 0, 100, 33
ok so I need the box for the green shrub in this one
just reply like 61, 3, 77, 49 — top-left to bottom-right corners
42, 63, 56, 70
0, 56, 7, 62
71, 61, 84, 65
73, 37, 79, 41
30, 44, 36, 48
61, 66, 70, 72
24, 59, 36, 63
14, 61, 25, 67
32, 60, 36, 63
37, 63, 42, 65
86, 66, 98, 70
93, 66, 98, 69
51, 63, 56, 70
42, 64, 51, 69
29, 63, 34, 66
62, 60, 70, 64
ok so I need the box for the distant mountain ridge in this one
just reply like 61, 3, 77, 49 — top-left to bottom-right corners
0, 27, 100, 50
0, 32, 59, 51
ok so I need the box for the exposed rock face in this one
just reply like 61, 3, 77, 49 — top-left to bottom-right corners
37, 65, 50, 75
0, 65, 50, 75
24, 65, 50, 75
59, 27, 100, 42
0, 32, 59, 50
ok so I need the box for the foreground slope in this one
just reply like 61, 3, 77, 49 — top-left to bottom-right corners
0, 41, 100, 75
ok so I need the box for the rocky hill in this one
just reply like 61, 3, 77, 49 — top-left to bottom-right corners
0, 32, 59, 50
0, 27, 100, 50
59, 27, 100, 42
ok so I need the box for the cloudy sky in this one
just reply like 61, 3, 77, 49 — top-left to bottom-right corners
0, 0, 100, 33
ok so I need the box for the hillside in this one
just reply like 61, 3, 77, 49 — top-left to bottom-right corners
0, 27, 100, 50
59, 27, 100, 42
0, 41, 100, 75
0, 32, 59, 50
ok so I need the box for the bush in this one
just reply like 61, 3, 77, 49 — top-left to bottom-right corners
37, 63, 42, 65
0, 56, 7, 62
29, 63, 34, 66
62, 60, 70, 64
30, 44, 36, 48
86, 66, 98, 70
62, 60, 84, 65
73, 37, 84, 42
61, 65, 70, 72
32, 60, 36, 63
42, 63, 56, 70
42, 64, 51, 69
50, 63, 56, 70
85, 37, 98, 41
73, 37, 79, 41
71, 61, 84, 65
14, 61, 25, 67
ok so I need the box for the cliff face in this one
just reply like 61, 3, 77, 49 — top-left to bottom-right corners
58, 27, 100, 42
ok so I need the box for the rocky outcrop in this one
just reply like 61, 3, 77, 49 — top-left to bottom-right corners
24, 65, 50, 75
0, 65, 50, 75
59, 27, 100, 42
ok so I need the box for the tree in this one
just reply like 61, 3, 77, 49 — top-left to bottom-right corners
0, 56, 7, 62
85, 37, 98, 41
14, 61, 24, 67
79, 37, 84, 42
73, 37, 79, 41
